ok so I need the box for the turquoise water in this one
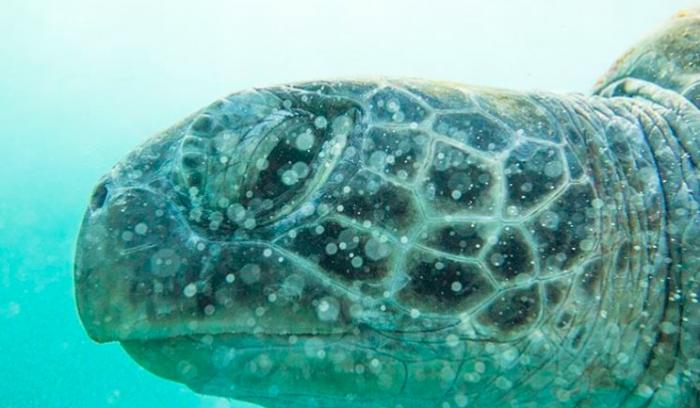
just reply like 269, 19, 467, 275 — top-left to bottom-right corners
1, 1, 695, 407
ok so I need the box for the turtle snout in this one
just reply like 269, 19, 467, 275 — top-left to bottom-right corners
75, 187, 190, 342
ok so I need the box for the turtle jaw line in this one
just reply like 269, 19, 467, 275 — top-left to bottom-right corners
121, 330, 353, 344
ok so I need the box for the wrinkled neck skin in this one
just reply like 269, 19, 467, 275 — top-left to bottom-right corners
545, 80, 700, 407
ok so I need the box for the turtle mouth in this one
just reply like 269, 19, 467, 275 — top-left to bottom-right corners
119, 330, 411, 407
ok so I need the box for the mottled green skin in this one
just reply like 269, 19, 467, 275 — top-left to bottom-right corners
75, 11, 700, 408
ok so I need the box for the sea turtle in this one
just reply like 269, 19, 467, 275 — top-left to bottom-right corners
75, 9, 699, 408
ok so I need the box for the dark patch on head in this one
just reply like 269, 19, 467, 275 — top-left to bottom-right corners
614, 241, 632, 276
527, 183, 598, 274
577, 258, 605, 298
555, 310, 574, 330
203, 246, 279, 308
279, 220, 392, 283
433, 113, 513, 152
422, 143, 496, 214
505, 142, 565, 212
368, 87, 429, 124
477, 285, 541, 335
398, 250, 494, 313
362, 127, 429, 181
484, 227, 534, 282
419, 223, 491, 258
544, 279, 570, 308
570, 327, 585, 349
191, 114, 214, 134
328, 169, 418, 234
563, 123, 583, 146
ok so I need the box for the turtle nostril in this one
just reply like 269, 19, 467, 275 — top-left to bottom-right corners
89, 179, 110, 211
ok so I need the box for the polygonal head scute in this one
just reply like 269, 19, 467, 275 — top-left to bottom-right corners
324, 169, 419, 234
277, 219, 393, 284
421, 142, 498, 215
504, 142, 566, 214
398, 249, 495, 314
362, 126, 430, 182
434, 112, 513, 153
476, 284, 542, 339
368, 86, 430, 124
484, 226, 535, 283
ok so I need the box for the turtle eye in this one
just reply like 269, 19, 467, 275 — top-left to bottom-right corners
242, 110, 354, 225
244, 115, 325, 204
174, 90, 360, 233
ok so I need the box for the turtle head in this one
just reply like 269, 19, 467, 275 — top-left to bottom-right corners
75, 87, 366, 342
77, 85, 438, 404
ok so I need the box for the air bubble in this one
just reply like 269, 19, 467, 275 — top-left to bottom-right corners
364, 238, 391, 261
325, 243, 338, 255
544, 161, 563, 178
183, 283, 197, 297
314, 116, 328, 129
134, 223, 148, 235
295, 131, 315, 151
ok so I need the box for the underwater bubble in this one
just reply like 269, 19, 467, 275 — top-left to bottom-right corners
314, 116, 328, 129
134, 222, 148, 235
295, 131, 315, 151
183, 283, 197, 298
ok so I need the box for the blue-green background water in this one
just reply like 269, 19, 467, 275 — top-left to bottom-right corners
0, 1, 695, 407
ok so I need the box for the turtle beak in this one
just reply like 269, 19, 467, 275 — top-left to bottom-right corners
74, 181, 188, 343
